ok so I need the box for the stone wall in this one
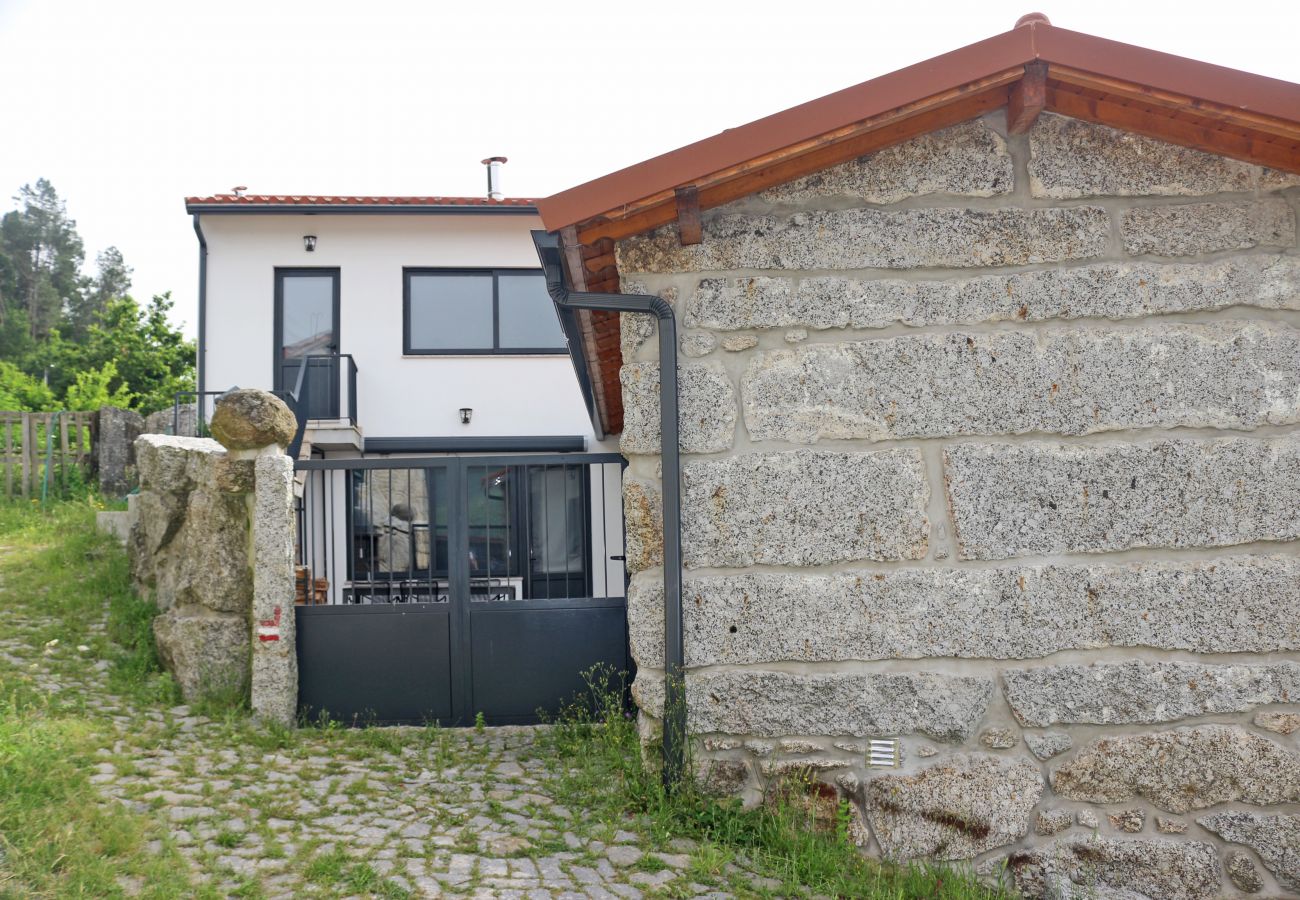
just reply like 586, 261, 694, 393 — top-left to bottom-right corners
617, 112, 1300, 897
129, 390, 298, 723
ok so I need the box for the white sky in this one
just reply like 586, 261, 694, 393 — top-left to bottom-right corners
0, 0, 1297, 339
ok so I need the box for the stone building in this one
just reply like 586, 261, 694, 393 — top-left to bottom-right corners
534, 14, 1300, 898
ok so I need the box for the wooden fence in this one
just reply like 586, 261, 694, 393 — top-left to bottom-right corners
0, 411, 94, 500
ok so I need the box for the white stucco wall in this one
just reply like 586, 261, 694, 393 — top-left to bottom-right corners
200, 212, 607, 447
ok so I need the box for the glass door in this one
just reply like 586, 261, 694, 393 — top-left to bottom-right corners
275, 268, 339, 419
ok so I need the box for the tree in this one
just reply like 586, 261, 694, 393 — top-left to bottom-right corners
0, 360, 55, 411
65, 246, 133, 340
0, 180, 86, 341
63, 360, 135, 411
48, 293, 195, 414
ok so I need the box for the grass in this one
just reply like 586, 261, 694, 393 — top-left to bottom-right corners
0, 499, 200, 898
538, 668, 1014, 899
0, 499, 1014, 898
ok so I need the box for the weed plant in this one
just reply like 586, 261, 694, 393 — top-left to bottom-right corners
538, 666, 1014, 899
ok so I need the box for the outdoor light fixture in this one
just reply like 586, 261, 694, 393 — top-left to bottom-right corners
303, 235, 317, 252
459, 407, 472, 424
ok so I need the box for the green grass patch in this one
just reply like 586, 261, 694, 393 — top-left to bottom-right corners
0, 501, 198, 898
538, 667, 1014, 899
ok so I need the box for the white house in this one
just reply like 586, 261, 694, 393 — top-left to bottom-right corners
184, 185, 628, 724
185, 191, 610, 454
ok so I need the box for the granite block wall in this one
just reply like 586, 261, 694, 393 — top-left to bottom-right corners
615, 112, 1300, 897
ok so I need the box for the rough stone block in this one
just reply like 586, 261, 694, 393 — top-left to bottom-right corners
946, 436, 1300, 559
623, 478, 663, 575
1035, 808, 1073, 836
135, 434, 224, 494
864, 754, 1043, 860
144, 402, 197, 437
1052, 725, 1300, 813
1156, 816, 1187, 835
1225, 850, 1265, 893
679, 331, 716, 357
1005, 838, 1221, 900
1199, 812, 1300, 891
617, 280, 676, 364
616, 206, 1110, 273
1024, 732, 1072, 760
626, 556, 1300, 668
153, 610, 250, 702
695, 759, 750, 797
1029, 112, 1296, 197
681, 449, 928, 568
619, 362, 736, 455
96, 406, 145, 496
1003, 660, 1300, 727
152, 489, 252, 615
759, 119, 1012, 204
742, 322, 1300, 443
979, 728, 1017, 749
1255, 711, 1300, 734
1121, 199, 1295, 256
632, 669, 993, 742
686, 255, 1300, 331
1109, 808, 1145, 833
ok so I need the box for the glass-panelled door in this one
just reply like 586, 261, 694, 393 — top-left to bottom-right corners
274, 268, 340, 419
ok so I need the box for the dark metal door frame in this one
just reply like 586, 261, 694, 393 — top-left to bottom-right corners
273, 267, 341, 418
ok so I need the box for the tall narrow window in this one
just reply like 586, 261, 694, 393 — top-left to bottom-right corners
404, 269, 566, 354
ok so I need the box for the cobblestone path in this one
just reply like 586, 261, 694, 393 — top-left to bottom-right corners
0, 598, 751, 898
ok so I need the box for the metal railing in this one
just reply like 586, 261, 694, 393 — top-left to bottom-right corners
172, 352, 359, 445
293, 453, 626, 608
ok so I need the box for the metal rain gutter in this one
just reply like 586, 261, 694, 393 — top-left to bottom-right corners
532, 229, 687, 789
192, 213, 208, 403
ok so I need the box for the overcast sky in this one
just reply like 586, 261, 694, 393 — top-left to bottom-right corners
1, 0, 1296, 339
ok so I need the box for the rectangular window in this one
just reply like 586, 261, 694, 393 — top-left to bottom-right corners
404, 269, 566, 354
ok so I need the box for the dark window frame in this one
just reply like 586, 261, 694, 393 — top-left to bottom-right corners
273, 266, 341, 390
402, 267, 567, 356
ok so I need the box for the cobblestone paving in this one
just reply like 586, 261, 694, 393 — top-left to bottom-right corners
0, 597, 753, 898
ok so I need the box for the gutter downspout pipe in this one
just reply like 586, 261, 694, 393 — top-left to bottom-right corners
192, 213, 208, 411
532, 230, 687, 790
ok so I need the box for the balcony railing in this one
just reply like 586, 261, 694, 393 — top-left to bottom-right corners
171, 353, 359, 449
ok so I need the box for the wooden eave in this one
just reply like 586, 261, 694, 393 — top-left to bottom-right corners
540, 15, 1300, 435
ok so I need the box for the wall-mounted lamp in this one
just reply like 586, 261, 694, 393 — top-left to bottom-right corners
303, 235, 317, 252
459, 408, 473, 425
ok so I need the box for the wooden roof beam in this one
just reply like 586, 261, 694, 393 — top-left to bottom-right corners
1007, 62, 1047, 134
674, 185, 702, 245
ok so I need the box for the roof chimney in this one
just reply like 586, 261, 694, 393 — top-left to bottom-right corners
482, 157, 507, 201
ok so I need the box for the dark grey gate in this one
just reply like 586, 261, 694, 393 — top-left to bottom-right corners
294, 453, 627, 725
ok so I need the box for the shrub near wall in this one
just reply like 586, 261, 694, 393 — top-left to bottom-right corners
618, 113, 1300, 897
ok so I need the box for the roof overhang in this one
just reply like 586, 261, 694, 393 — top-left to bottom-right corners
185, 203, 539, 216
537, 15, 1300, 243
537, 14, 1300, 439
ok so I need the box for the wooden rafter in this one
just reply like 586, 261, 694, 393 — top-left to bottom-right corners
674, 186, 702, 245
1007, 62, 1047, 134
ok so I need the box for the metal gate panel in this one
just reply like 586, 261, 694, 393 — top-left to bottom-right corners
467, 601, 628, 724
296, 604, 453, 725
294, 453, 627, 726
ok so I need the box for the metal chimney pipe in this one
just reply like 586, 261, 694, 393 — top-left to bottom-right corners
482, 156, 507, 201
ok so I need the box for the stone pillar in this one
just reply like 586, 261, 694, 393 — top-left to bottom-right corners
95, 405, 145, 496
210, 388, 300, 726
250, 451, 297, 724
